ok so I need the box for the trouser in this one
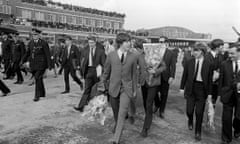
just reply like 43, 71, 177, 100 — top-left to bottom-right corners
13, 62, 23, 82
110, 90, 131, 143
142, 83, 158, 130
222, 103, 240, 142
32, 70, 46, 99
4, 59, 14, 78
78, 67, 98, 109
63, 64, 82, 91
155, 79, 169, 113
211, 84, 219, 105
0, 79, 10, 94
186, 82, 206, 134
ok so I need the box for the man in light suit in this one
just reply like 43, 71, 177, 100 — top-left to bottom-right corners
101, 33, 138, 144
60, 36, 83, 94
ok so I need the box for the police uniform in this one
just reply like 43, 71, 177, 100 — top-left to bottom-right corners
23, 29, 51, 101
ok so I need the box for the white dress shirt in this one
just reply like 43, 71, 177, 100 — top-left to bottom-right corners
210, 50, 217, 58
117, 49, 127, 62
233, 60, 240, 72
67, 45, 71, 57
88, 47, 96, 66
195, 57, 204, 82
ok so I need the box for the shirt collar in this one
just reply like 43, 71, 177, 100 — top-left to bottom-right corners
210, 51, 217, 58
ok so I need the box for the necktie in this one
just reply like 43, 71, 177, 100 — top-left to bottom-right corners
121, 53, 124, 63
194, 60, 199, 81
235, 61, 238, 74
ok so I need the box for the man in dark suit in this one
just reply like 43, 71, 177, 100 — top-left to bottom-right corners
74, 34, 106, 112
205, 39, 224, 105
12, 32, 26, 84
22, 28, 51, 102
101, 33, 138, 144
180, 43, 213, 141
154, 36, 176, 118
60, 36, 83, 94
2, 33, 14, 79
219, 44, 240, 144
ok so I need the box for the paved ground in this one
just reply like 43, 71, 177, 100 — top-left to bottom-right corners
0, 56, 239, 144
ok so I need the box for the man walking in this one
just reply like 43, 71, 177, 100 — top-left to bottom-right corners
74, 34, 106, 112
180, 43, 213, 141
219, 43, 240, 144
22, 28, 51, 102
102, 33, 138, 144
60, 36, 83, 94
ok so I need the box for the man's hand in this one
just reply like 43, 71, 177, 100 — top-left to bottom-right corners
179, 89, 184, 95
168, 77, 174, 85
207, 95, 212, 103
133, 91, 137, 98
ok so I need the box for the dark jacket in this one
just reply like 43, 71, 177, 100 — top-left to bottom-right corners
219, 60, 238, 104
80, 46, 106, 78
180, 57, 213, 98
2, 39, 13, 60
161, 49, 176, 82
61, 44, 80, 69
12, 40, 26, 63
23, 39, 51, 71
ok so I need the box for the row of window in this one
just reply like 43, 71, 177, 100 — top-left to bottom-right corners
0, 5, 11, 15
20, 8, 122, 29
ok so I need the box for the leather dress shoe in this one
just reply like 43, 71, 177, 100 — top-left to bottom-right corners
33, 98, 40, 102
188, 120, 193, 130
14, 81, 23, 84
153, 106, 159, 113
159, 112, 165, 119
2, 92, 10, 96
195, 133, 201, 141
140, 128, 148, 137
61, 91, 70, 94
221, 140, 230, 144
234, 131, 240, 139
112, 142, 119, 144
74, 106, 83, 112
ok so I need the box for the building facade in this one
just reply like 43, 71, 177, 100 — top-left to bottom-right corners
0, 0, 125, 42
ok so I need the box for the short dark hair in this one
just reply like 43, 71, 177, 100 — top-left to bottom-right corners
32, 28, 42, 34
116, 33, 131, 49
209, 39, 224, 50
159, 36, 169, 43
134, 39, 144, 49
109, 39, 113, 45
87, 33, 97, 41
193, 43, 207, 54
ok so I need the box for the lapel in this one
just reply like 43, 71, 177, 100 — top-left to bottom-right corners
228, 60, 233, 76
123, 51, 131, 65
201, 58, 207, 81
163, 49, 168, 61
191, 59, 196, 77
114, 50, 121, 64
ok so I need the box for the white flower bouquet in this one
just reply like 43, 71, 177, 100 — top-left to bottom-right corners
143, 43, 166, 85
82, 94, 108, 125
206, 98, 215, 131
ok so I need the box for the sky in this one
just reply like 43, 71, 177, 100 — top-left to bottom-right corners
53, 0, 240, 41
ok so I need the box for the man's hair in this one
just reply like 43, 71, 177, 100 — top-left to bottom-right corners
109, 39, 113, 45
209, 39, 224, 50
116, 33, 131, 49
193, 42, 207, 54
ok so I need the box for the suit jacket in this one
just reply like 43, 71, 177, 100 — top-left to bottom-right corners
218, 60, 238, 104
180, 57, 213, 98
61, 44, 80, 69
101, 50, 138, 98
80, 46, 106, 78
161, 49, 176, 82
23, 39, 51, 71
12, 40, 26, 63
2, 39, 13, 60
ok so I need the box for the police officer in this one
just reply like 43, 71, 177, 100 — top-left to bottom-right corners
22, 28, 51, 102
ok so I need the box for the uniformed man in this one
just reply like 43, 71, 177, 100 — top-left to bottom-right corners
22, 28, 51, 102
